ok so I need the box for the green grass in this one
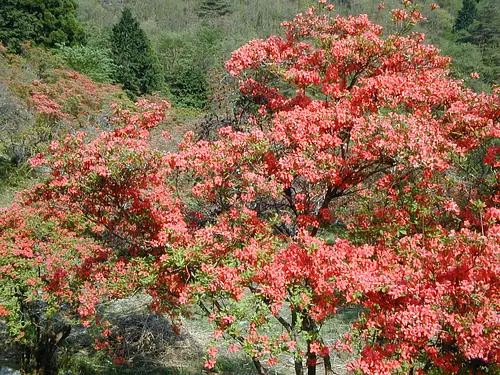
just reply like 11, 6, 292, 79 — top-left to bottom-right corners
52, 303, 361, 375
0, 161, 36, 208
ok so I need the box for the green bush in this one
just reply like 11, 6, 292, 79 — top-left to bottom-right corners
58, 44, 116, 83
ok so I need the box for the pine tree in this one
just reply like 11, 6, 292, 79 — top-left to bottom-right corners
465, 0, 500, 45
110, 8, 163, 98
454, 0, 479, 31
0, 0, 85, 53
459, 0, 500, 84
197, 0, 232, 19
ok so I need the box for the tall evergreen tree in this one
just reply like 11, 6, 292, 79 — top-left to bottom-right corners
465, 0, 500, 46
457, 0, 500, 84
0, 0, 85, 53
454, 0, 479, 31
110, 8, 163, 98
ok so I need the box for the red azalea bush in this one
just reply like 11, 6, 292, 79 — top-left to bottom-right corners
1, 2, 499, 375
0, 202, 113, 373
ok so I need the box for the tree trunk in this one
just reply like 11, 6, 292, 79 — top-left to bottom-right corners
307, 351, 317, 375
251, 356, 266, 375
295, 357, 303, 375
33, 324, 72, 375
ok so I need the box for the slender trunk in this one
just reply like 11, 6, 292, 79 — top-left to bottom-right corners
307, 344, 317, 375
295, 356, 303, 375
311, 187, 338, 237
303, 314, 319, 375
323, 353, 333, 375
252, 356, 266, 375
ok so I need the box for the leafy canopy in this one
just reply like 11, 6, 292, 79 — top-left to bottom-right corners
0, 0, 85, 52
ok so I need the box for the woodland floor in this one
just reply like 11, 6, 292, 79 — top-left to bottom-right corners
0, 294, 356, 374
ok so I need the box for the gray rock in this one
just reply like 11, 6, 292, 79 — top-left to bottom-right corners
0, 368, 20, 375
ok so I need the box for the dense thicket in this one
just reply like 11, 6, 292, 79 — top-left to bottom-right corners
0, 0, 85, 52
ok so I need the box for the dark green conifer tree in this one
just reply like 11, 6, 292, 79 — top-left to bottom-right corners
454, 0, 479, 31
197, 0, 232, 19
0, 0, 85, 52
110, 8, 163, 98
458, 0, 500, 84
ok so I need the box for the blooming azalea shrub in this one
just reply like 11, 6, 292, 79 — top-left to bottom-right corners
28, 69, 123, 125
1, 2, 499, 375
0, 44, 129, 174
0, 99, 172, 374
348, 227, 500, 374
339, 133, 500, 375
193, 1, 499, 372
2, 44, 124, 125
0, 203, 113, 374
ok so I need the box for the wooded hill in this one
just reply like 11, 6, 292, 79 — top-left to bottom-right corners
1, 0, 498, 109
73, 0, 499, 100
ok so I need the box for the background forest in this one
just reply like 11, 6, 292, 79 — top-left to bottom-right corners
0, 1, 499, 375
72, 0, 500, 103
73, 0, 500, 94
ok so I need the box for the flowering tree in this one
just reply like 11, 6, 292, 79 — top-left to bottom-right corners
0, 99, 171, 374
188, 1, 499, 373
1, 2, 499, 375
0, 203, 114, 374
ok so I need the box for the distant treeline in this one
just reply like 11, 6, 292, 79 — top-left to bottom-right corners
1, 0, 499, 106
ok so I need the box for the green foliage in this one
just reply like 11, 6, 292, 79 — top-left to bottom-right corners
58, 44, 116, 83
454, 0, 479, 31
166, 64, 208, 108
197, 0, 232, 19
440, 41, 491, 91
110, 8, 163, 98
437, 0, 463, 13
158, 27, 222, 108
456, 0, 500, 84
0, 0, 85, 53
439, 0, 500, 90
